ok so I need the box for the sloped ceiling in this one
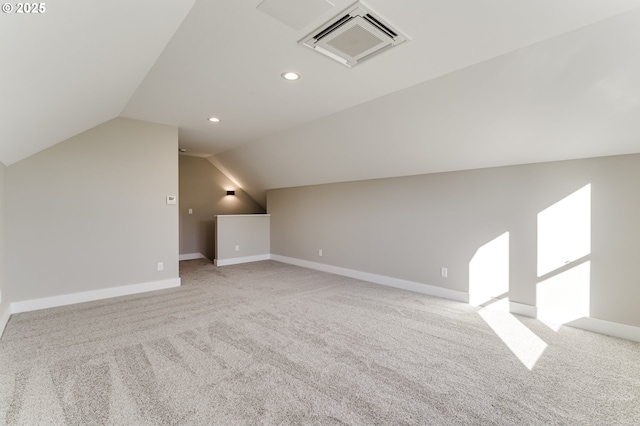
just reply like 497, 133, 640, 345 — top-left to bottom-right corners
2, 1, 640, 207
214, 8, 640, 205
0, 0, 197, 165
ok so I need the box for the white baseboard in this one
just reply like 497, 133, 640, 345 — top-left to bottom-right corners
565, 317, 640, 343
179, 253, 206, 261
271, 254, 469, 303
0, 305, 11, 338
10, 278, 181, 315
272, 255, 640, 343
509, 301, 538, 318
4, 255, 639, 344
509, 301, 640, 343
214, 254, 270, 267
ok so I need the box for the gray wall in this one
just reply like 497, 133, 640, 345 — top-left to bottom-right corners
179, 155, 264, 260
0, 162, 8, 317
7, 118, 179, 302
268, 154, 640, 328
215, 215, 270, 262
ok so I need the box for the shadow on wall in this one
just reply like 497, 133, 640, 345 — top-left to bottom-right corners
470, 184, 591, 370
201, 220, 216, 260
267, 154, 640, 345
179, 155, 265, 260
215, 188, 254, 211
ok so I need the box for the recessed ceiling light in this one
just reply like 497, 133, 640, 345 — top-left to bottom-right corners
208, 117, 221, 123
281, 72, 301, 81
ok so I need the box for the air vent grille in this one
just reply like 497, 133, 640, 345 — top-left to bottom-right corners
327, 23, 386, 57
315, 15, 352, 41
299, 2, 408, 68
364, 14, 397, 37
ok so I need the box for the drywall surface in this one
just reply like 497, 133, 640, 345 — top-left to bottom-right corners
7, 118, 179, 302
213, 9, 640, 208
179, 156, 264, 259
0, 161, 9, 332
215, 215, 270, 263
268, 154, 640, 328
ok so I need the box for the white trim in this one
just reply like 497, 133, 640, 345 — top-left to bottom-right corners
214, 254, 270, 267
0, 305, 11, 338
5, 257, 638, 344
10, 278, 181, 314
270, 256, 640, 342
179, 253, 206, 261
271, 254, 468, 303
509, 301, 538, 318
474, 298, 510, 312
214, 214, 271, 218
566, 317, 640, 343
508, 301, 640, 343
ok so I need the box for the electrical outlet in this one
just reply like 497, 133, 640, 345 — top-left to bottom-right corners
157, 262, 164, 271
235, 245, 240, 252
319, 249, 323, 257
188, 208, 193, 214
441, 267, 448, 278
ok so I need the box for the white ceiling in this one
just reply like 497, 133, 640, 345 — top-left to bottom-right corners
0, 0, 197, 165
3, 1, 640, 206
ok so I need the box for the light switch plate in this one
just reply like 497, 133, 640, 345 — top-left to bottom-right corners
166, 195, 177, 205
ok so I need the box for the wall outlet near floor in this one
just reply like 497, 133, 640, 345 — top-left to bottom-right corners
157, 262, 164, 271
319, 249, 323, 257
441, 267, 448, 278
235, 245, 240, 252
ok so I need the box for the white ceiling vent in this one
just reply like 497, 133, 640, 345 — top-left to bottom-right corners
299, 2, 408, 68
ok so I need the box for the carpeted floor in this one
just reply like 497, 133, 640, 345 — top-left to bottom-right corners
1, 259, 639, 425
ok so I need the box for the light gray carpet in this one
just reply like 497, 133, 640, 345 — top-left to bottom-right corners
1, 259, 639, 425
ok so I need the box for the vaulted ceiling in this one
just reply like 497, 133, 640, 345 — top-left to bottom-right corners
2, 0, 640, 206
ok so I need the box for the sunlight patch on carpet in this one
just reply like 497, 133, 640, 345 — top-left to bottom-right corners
479, 300, 547, 370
